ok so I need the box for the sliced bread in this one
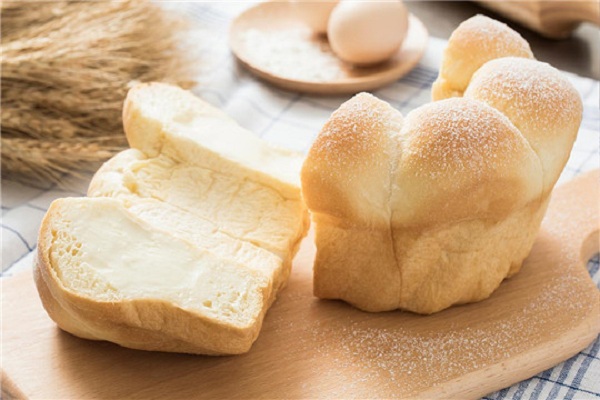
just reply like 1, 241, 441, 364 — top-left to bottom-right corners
35, 84, 309, 354
36, 197, 270, 355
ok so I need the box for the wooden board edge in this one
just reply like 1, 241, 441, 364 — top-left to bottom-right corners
417, 169, 600, 399
1, 369, 28, 400
416, 308, 600, 400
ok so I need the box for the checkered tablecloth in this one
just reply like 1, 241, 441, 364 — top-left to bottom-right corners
2, 3, 598, 399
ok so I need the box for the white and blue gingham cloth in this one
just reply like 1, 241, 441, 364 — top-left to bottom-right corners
2, 3, 598, 399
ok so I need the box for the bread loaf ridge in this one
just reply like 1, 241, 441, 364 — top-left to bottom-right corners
302, 15, 582, 314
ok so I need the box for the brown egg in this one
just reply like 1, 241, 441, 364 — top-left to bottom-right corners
328, 1, 409, 66
291, 0, 339, 35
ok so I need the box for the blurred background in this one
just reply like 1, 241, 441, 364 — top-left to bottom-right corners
408, 1, 599, 79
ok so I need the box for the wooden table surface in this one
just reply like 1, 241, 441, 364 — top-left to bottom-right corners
406, 1, 599, 80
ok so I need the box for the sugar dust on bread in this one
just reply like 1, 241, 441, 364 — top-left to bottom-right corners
302, 15, 582, 314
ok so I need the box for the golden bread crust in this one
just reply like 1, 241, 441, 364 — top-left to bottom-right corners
394, 97, 542, 226
465, 57, 582, 191
432, 15, 534, 101
35, 200, 266, 355
302, 93, 400, 228
303, 16, 581, 314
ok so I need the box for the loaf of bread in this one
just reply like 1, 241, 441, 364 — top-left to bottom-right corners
301, 16, 582, 314
35, 83, 309, 355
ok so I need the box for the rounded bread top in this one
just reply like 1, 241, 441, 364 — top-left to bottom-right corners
301, 92, 401, 227
302, 15, 582, 230
465, 57, 583, 192
432, 15, 534, 101
391, 97, 542, 226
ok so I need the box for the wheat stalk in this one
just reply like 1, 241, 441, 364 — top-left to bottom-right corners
1, 0, 195, 187
2, 137, 127, 187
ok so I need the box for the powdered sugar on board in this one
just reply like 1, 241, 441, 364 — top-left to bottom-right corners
262, 170, 600, 398
266, 266, 593, 398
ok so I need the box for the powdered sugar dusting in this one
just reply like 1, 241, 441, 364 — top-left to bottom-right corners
240, 28, 344, 82
467, 57, 580, 135
437, 15, 533, 97
402, 98, 525, 180
310, 94, 395, 182
459, 15, 532, 57
319, 95, 386, 151
266, 272, 593, 397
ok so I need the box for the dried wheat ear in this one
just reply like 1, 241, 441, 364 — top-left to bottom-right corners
1, 0, 196, 187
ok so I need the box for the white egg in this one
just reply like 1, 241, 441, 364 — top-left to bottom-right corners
291, 0, 339, 35
328, 1, 409, 66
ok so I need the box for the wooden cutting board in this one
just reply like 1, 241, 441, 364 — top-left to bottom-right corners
2, 170, 599, 399
475, 0, 600, 38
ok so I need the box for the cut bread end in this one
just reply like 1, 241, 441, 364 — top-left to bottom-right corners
36, 197, 272, 354
123, 82, 303, 199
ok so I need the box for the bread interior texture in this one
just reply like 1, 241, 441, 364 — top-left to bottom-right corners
35, 83, 309, 354
125, 82, 302, 199
89, 149, 303, 260
49, 197, 265, 328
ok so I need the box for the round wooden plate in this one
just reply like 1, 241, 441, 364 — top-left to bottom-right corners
229, 2, 429, 95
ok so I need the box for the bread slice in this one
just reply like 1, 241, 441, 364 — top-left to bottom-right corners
36, 197, 270, 355
123, 82, 302, 199
35, 83, 309, 354
88, 149, 307, 263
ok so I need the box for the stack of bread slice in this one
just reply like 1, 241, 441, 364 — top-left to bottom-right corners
35, 83, 309, 355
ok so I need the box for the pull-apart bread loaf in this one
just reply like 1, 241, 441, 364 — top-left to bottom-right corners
301, 16, 582, 314
35, 83, 309, 355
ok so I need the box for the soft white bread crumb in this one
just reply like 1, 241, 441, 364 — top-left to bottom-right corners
37, 197, 269, 355
35, 84, 309, 355
89, 149, 306, 262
